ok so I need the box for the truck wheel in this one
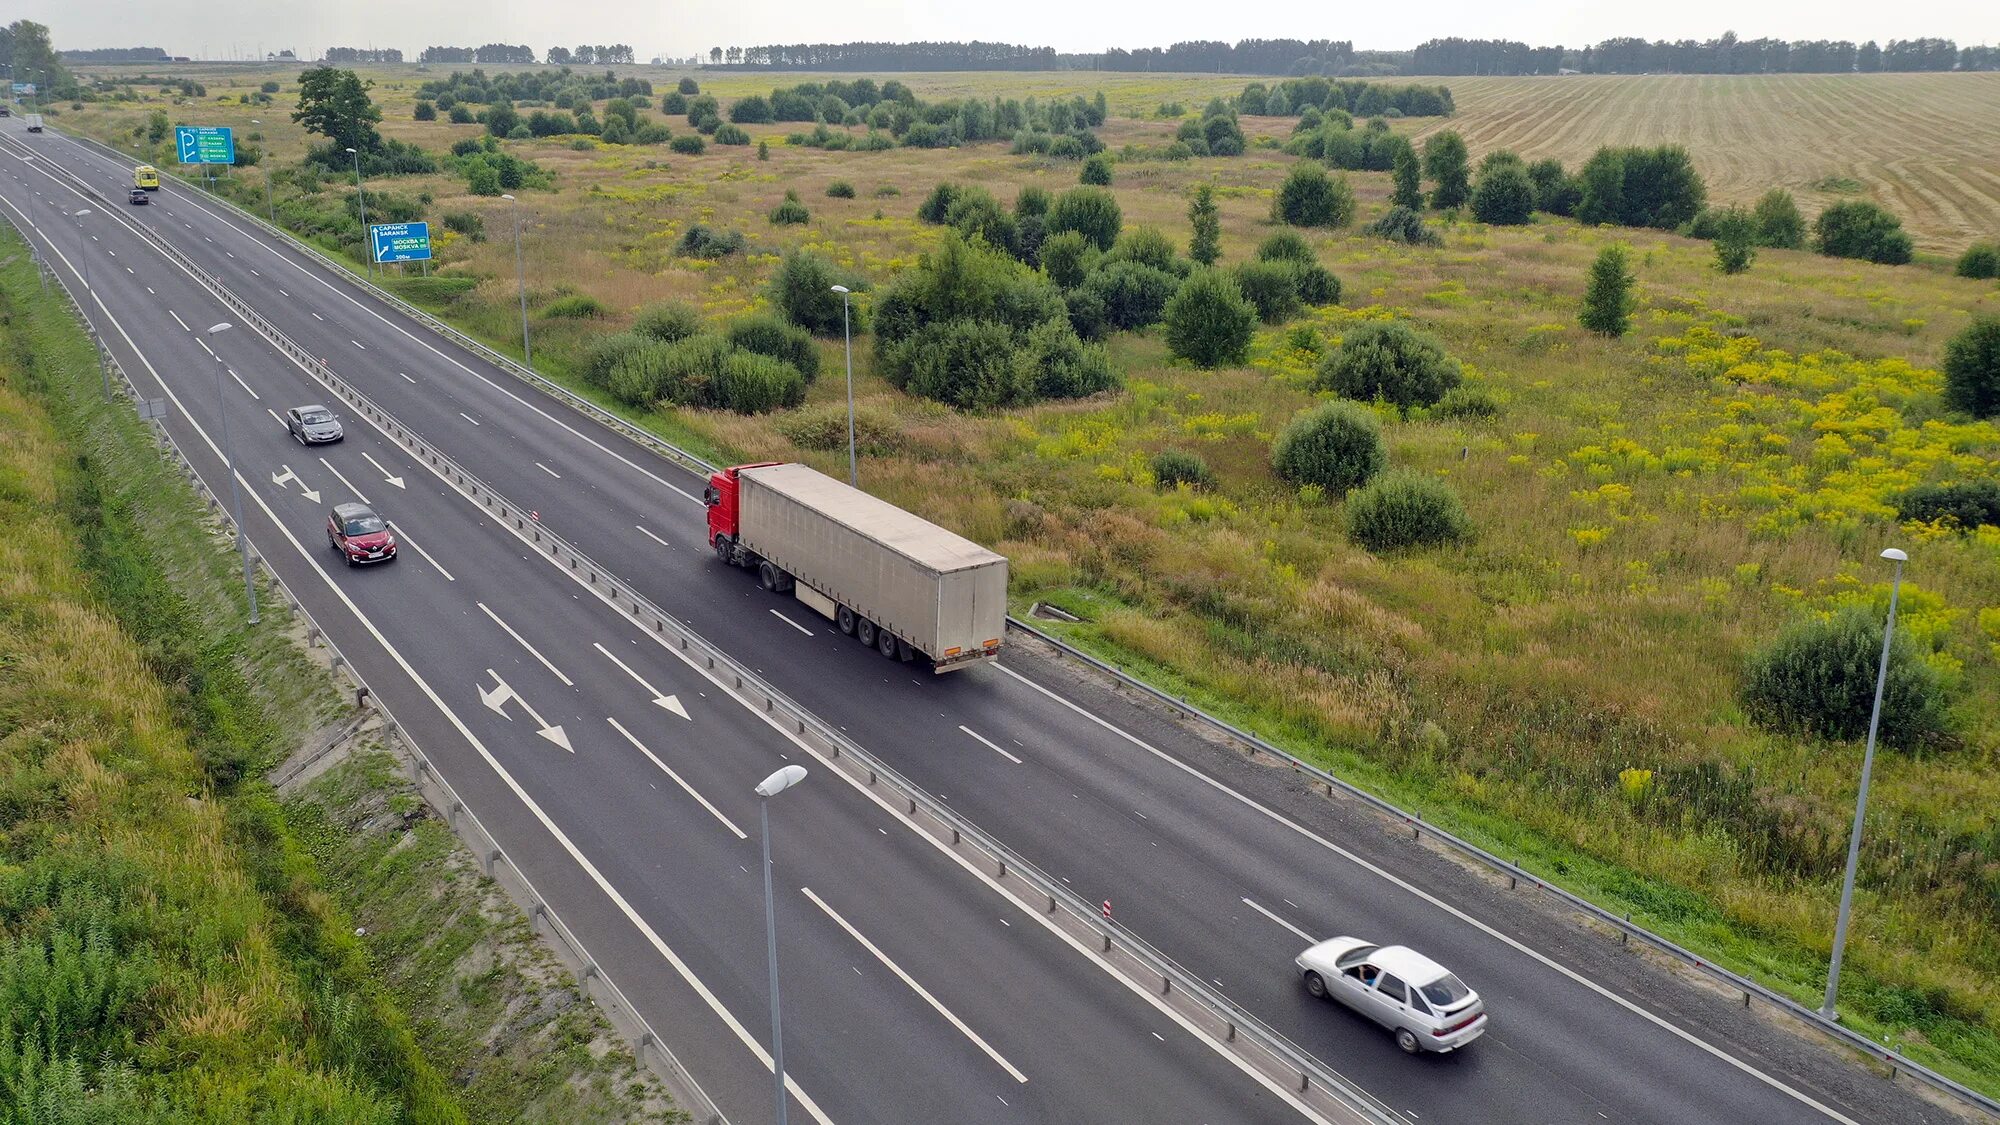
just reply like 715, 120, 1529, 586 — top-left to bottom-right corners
758, 561, 780, 591
877, 629, 900, 659
837, 606, 857, 635
856, 619, 878, 647
713, 535, 732, 564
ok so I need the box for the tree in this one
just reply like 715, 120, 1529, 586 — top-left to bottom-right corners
1815, 201, 1914, 264
1040, 231, 1094, 289
1422, 131, 1470, 209
1046, 187, 1122, 251
1470, 157, 1535, 225
1163, 269, 1257, 368
1188, 184, 1221, 266
1080, 153, 1114, 185
1391, 144, 1424, 210
1272, 402, 1385, 495
1580, 245, 1635, 337
1942, 317, 2000, 419
292, 67, 383, 154
1273, 163, 1354, 228
1527, 158, 1580, 216
1741, 605, 1950, 747
1313, 320, 1462, 410
767, 249, 859, 335
1711, 206, 1756, 274
1575, 148, 1625, 226
1751, 189, 1805, 249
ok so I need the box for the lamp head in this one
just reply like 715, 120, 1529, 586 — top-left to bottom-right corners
754, 764, 808, 798
1880, 547, 1908, 563
830, 285, 850, 294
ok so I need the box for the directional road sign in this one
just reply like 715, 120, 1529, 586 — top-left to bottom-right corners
10, 83, 35, 96
369, 221, 433, 264
174, 125, 235, 165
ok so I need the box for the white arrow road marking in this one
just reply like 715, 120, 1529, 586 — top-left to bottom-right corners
478, 601, 572, 686
605, 717, 745, 840
269, 464, 321, 503
476, 669, 573, 752
1242, 897, 1315, 943
593, 642, 689, 718
317, 456, 369, 504
360, 450, 405, 488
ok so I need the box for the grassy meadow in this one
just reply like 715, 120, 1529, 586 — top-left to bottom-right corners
48, 62, 2000, 1092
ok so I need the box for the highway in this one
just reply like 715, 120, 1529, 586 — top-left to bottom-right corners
1, 119, 1961, 1125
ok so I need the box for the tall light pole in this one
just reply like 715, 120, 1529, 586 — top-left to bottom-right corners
206, 322, 260, 625
1820, 545, 1907, 1020
346, 146, 372, 277
502, 194, 531, 367
252, 120, 276, 226
69, 207, 93, 298
754, 764, 808, 1125
830, 285, 856, 487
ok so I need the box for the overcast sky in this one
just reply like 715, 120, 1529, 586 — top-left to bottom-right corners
16, 1, 1996, 62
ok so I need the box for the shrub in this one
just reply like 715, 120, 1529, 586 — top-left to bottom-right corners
1080, 153, 1114, 185
1188, 184, 1221, 266
580, 332, 651, 390
1422, 132, 1470, 209
730, 95, 774, 124
1015, 185, 1052, 218
826, 180, 857, 199
1391, 144, 1425, 210
542, 294, 607, 319
769, 190, 811, 225
1346, 471, 1471, 551
1942, 316, 2000, 419
1896, 479, 2000, 530
1273, 163, 1354, 228
769, 249, 862, 336
1471, 159, 1536, 225
670, 134, 705, 155
1151, 449, 1215, 490
1367, 206, 1442, 247
1815, 200, 1913, 264
713, 123, 751, 146
635, 122, 672, 145
717, 350, 808, 413
1017, 317, 1118, 399
414, 101, 436, 121
1255, 230, 1315, 265
449, 105, 476, 125
654, 334, 735, 404
1046, 187, 1123, 251
442, 210, 484, 241
778, 404, 903, 454
944, 189, 1020, 257
1233, 261, 1305, 324
1314, 320, 1461, 410
633, 301, 705, 344
1272, 401, 1385, 494
1163, 269, 1256, 368
1434, 384, 1501, 419
727, 314, 821, 380
662, 91, 688, 115
1752, 188, 1806, 249
679, 78, 700, 95
917, 182, 963, 224
605, 339, 675, 406
1741, 606, 1951, 747
1575, 145, 1706, 230
674, 223, 745, 258
1292, 262, 1341, 305
1527, 158, 1579, 216
1080, 262, 1181, 330
1040, 231, 1095, 289
1580, 245, 1635, 337
889, 318, 1025, 409
1955, 242, 2000, 280
1711, 206, 1757, 274
686, 95, 719, 124
1104, 227, 1186, 275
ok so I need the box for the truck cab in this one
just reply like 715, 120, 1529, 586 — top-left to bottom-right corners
134, 164, 159, 190
703, 462, 782, 564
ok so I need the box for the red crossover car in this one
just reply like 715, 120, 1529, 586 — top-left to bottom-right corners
326, 502, 398, 565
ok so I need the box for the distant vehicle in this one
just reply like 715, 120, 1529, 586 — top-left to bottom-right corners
128, 187, 149, 205
1296, 938, 1488, 1054
705, 461, 1008, 671
25, 114, 44, 132
326, 502, 397, 566
285, 404, 343, 444
0, 105, 10, 117
134, 164, 159, 190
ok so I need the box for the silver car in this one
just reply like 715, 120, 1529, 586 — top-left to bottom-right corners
286, 404, 343, 444
1296, 937, 1487, 1054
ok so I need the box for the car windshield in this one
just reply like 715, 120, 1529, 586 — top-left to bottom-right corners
341, 513, 386, 535
1333, 944, 1379, 969
302, 410, 333, 424
1419, 973, 1471, 1007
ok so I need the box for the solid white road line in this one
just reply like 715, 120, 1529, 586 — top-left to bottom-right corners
383, 522, 454, 580
770, 609, 814, 637
605, 716, 746, 840
1242, 897, 1315, 943
317, 455, 370, 504
959, 725, 1023, 765
536, 461, 560, 478
993, 663, 1863, 1125
227, 368, 259, 399
802, 886, 1029, 1084
478, 601, 574, 686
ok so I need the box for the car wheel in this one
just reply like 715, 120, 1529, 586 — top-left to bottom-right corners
876, 627, 899, 659
1303, 971, 1328, 1000
856, 618, 877, 647
836, 606, 857, 635
1395, 1028, 1421, 1055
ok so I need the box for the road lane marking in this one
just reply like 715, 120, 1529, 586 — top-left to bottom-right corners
267, 408, 284, 425
802, 886, 1029, 1084
536, 461, 560, 478
478, 601, 573, 685
1242, 898, 1315, 943
475, 670, 572, 751
168, 309, 190, 331
351, 339, 366, 349
959, 725, 1023, 765
591, 641, 688, 718
279, 288, 289, 297
196, 338, 215, 357
317, 455, 370, 503
770, 609, 814, 637
635, 525, 673, 550
381, 521, 453, 580
227, 368, 259, 399
459, 411, 480, 426
360, 450, 406, 488
605, 716, 746, 840
399, 371, 416, 383
311, 311, 323, 320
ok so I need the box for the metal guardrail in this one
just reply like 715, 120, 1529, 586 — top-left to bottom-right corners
32, 127, 1997, 1120
0, 203, 730, 1125
18, 165, 1399, 1125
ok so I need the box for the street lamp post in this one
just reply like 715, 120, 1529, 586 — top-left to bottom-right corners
206, 322, 260, 625
830, 285, 856, 487
754, 764, 809, 1125
502, 194, 531, 367
346, 146, 372, 277
69, 207, 93, 297
1819, 546, 1908, 1020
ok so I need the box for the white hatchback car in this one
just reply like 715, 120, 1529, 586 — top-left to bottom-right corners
1296, 937, 1487, 1054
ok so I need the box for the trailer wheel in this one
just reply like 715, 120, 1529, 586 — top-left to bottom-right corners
837, 605, 857, 635
877, 628, 900, 659
855, 618, 878, 647
758, 561, 780, 591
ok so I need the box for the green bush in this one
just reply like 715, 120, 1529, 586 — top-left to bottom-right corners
1470, 159, 1536, 225
1752, 188, 1806, 249
669, 134, 705, 155
714, 123, 751, 146
1104, 227, 1187, 276
1314, 320, 1462, 411
917, 182, 962, 224
1434, 383, 1502, 419
1040, 231, 1095, 289
1151, 448, 1215, 490
1272, 401, 1385, 494
1017, 317, 1118, 400
1163, 269, 1256, 368
1741, 606, 1952, 747
1080, 153, 1114, 185
1255, 231, 1315, 264
1423, 131, 1471, 209
1046, 187, 1123, 251
1815, 201, 1914, 265
1955, 242, 2000, 280
384, 275, 481, 306
674, 223, 744, 258
717, 350, 807, 413
633, 301, 705, 344
777, 404, 903, 454
1942, 316, 2000, 419
1711, 205, 1758, 275
606, 339, 676, 406
1273, 163, 1354, 228
579, 331, 650, 390
1346, 471, 1471, 550
727, 314, 821, 380
441, 210, 484, 241
826, 180, 857, 199
769, 190, 811, 225
1527, 158, 1580, 216
887, 318, 1025, 409
1580, 245, 1635, 337
768, 248, 863, 336
413, 101, 436, 121
1233, 260, 1305, 324
1080, 261, 1180, 330
1367, 206, 1442, 246
542, 293, 607, 319
1895, 478, 2000, 530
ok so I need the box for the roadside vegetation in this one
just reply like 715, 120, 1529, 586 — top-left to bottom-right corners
50, 58, 2000, 1093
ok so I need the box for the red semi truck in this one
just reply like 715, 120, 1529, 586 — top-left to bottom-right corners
705, 462, 1009, 672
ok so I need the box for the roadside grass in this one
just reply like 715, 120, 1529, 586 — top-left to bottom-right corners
53, 71, 2000, 1094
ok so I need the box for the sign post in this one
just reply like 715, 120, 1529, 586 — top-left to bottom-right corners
174, 126, 236, 192
369, 222, 434, 271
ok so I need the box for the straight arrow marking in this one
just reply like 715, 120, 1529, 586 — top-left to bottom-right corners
360, 450, 405, 488
593, 641, 689, 719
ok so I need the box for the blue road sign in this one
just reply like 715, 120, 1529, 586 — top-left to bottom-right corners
174, 125, 235, 165
370, 222, 433, 264
10, 83, 35, 96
